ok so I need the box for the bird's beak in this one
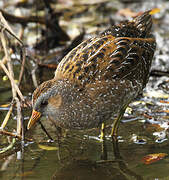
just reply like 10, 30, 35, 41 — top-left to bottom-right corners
27, 110, 41, 130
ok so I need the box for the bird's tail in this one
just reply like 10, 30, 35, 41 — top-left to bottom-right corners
133, 8, 159, 38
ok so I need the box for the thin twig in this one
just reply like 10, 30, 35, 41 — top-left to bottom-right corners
0, 12, 23, 46
0, 138, 16, 154
15, 97, 22, 136
0, 61, 24, 101
0, 9, 45, 26
18, 47, 26, 85
0, 103, 14, 129
0, 30, 17, 98
0, 13, 25, 145
32, 66, 38, 88
0, 48, 13, 70
0, 130, 33, 142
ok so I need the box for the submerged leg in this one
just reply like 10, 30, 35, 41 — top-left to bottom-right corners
101, 135, 107, 160
111, 104, 129, 137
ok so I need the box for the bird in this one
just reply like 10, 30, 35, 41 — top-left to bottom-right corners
27, 10, 156, 137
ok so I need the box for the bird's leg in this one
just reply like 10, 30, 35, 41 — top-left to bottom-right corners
56, 126, 63, 141
111, 103, 129, 137
99, 123, 108, 160
100, 123, 105, 141
112, 136, 144, 179
39, 121, 54, 141
101, 134, 107, 160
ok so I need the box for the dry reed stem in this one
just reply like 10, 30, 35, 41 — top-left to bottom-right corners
0, 130, 33, 142
15, 97, 22, 136
0, 48, 13, 67
32, 66, 38, 88
18, 47, 26, 86
0, 12, 25, 141
0, 12, 23, 46
0, 30, 16, 98
0, 138, 16, 154
0, 60, 24, 100
0, 104, 13, 129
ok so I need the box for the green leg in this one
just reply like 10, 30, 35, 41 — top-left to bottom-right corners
100, 123, 105, 141
111, 104, 129, 137
101, 134, 107, 160
100, 123, 108, 160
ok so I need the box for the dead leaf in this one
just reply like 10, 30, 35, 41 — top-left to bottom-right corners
0, 104, 10, 108
142, 153, 167, 165
159, 100, 169, 104
117, 8, 141, 18
145, 123, 164, 132
143, 113, 153, 119
17, 171, 34, 177
38, 144, 58, 151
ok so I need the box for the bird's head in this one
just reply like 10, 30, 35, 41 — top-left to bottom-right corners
27, 80, 63, 130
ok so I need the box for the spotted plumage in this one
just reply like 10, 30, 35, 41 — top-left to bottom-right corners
27, 10, 156, 135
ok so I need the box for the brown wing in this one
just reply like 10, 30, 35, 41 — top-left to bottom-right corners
103, 37, 156, 87
54, 34, 117, 84
54, 35, 156, 88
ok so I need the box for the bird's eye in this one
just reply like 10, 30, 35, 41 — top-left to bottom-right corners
41, 101, 48, 106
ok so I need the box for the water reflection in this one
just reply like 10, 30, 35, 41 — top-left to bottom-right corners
52, 137, 143, 180
1, 127, 169, 180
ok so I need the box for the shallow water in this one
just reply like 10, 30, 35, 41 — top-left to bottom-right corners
0, 88, 169, 180
1, 117, 169, 180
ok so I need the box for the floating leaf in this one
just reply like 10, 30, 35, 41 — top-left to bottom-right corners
145, 123, 163, 132
38, 144, 58, 151
160, 100, 169, 104
0, 104, 10, 108
142, 153, 167, 165
17, 171, 34, 177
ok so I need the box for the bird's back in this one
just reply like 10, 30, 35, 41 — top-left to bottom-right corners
56, 35, 155, 89
55, 11, 156, 91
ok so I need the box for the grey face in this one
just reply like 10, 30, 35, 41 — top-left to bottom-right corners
33, 86, 56, 114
